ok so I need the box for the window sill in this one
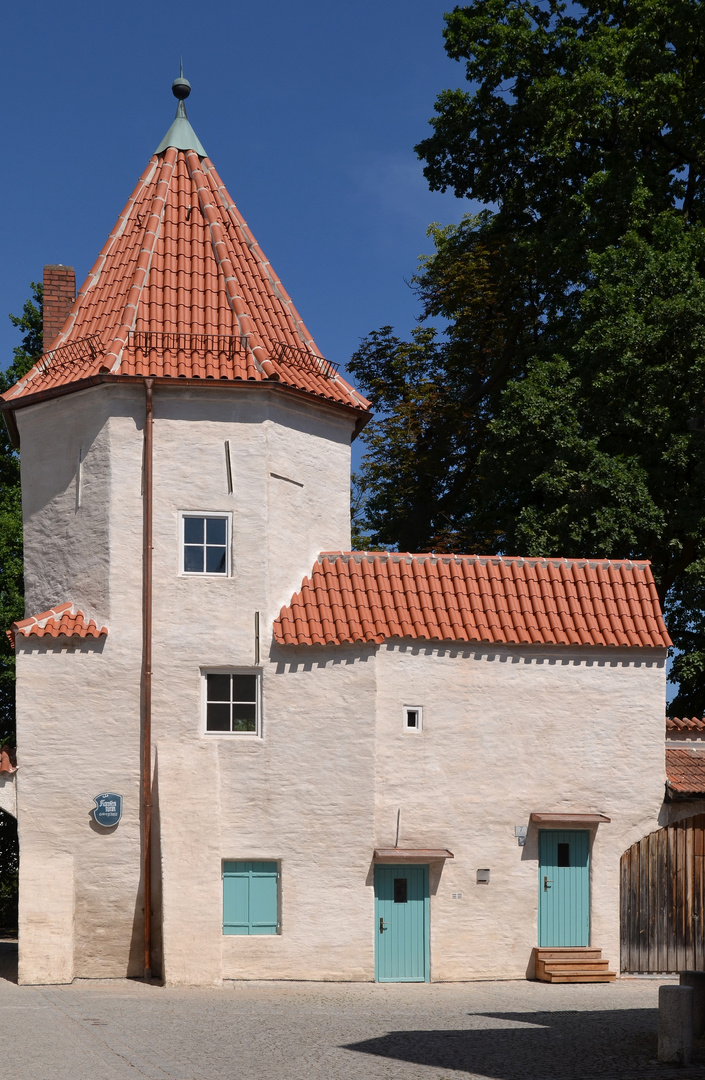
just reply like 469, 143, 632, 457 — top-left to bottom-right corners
202, 732, 263, 741
180, 572, 231, 579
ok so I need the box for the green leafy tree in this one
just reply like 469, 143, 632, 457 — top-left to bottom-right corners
0, 284, 42, 744
0, 808, 18, 932
349, 1, 705, 712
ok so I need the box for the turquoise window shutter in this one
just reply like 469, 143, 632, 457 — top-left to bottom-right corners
249, 866, 279, 931
223, 861, 278, 935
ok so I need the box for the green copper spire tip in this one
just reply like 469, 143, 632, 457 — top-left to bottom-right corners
155, 65, 206, 157
172, 58, 191, 101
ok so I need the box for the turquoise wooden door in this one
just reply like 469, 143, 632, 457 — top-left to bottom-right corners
538, 830, 590, 946
374, 864, 429, 982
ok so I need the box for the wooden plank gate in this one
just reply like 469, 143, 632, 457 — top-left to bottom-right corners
621, 814, 705, 973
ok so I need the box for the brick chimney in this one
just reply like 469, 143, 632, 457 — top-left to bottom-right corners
42, 265, 76, 350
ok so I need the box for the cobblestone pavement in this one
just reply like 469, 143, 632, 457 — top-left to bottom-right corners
0, 945, 704, 1080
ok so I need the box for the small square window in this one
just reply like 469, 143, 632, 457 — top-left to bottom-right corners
205, 672, 260, 735
180, 513, 230, 575
403, 706, 423, 732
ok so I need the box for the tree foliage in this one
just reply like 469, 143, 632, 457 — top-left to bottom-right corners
349, 1, 705, 714
0, 284, 42, 744
0, 808, 18, 932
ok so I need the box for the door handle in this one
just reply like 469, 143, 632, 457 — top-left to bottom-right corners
379, 917, 387, 933
544, 876, 553, 891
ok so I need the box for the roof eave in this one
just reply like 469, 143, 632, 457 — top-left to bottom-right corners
0, 374, 372, 446
666, 783, 705, 801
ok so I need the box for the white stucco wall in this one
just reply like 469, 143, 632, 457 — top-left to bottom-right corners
12, 380, 668, 985
13, 381, 357, 983
373, 641, 666, 980
156, 634, 665, 985
0, 775, 16, 819
19, 389, 113, 620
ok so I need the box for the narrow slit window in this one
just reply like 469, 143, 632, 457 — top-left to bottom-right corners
557, 842, 570, 867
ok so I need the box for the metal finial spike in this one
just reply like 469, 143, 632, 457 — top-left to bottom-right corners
180, 58, 183, 78
172, 64, 191, 101
156, 62, 205, 155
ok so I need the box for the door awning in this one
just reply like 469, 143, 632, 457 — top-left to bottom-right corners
530, 812, 611, 825
374, 848, 454, 860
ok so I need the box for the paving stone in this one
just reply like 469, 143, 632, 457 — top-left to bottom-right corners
0, 959, 702, 1080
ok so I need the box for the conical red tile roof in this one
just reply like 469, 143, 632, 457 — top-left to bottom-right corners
3, 112, 369, 416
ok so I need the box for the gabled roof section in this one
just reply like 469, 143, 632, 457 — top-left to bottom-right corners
274, 553, 671, 649
3, 80, 369, 418
7, 603, 107, 647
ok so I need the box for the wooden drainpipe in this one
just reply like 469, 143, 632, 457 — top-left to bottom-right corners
142, 378, 154, 981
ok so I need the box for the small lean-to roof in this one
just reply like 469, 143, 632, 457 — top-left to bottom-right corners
666, 748, 705, 796
2, 78, 369, 421
7, 603, 107, 648
0, 747, 16, 775
667, 717, 705, 731
273, 553, 671, 648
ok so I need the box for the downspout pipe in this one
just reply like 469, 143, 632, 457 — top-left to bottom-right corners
142, 378, 154, 981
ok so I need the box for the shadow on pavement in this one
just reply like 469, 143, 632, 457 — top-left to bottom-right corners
344, 1008, 705, 1079
0, 941, 18, 984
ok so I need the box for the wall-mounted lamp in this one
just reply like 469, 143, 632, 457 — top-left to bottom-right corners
515, 825, 528, 847
476, 868, 490, 885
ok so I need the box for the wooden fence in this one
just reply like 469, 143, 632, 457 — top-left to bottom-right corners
621, 813, 705, 973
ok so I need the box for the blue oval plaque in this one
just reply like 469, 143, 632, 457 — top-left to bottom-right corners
92, 792, 123, 828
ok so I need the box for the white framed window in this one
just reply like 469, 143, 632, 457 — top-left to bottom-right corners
179, 512, 231, 576
203, 670, 261, 736
403, 705, 423, 732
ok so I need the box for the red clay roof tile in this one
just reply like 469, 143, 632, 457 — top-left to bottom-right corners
666, 748, 705, 794
0, 747, 16, 775
667, 717, 705, 731
7, 603, 108, 647
274, 553, 671, 649
3, 145, 369, 416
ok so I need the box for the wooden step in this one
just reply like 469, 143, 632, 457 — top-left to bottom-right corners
532, 946, 617, 983
535, 961, 612, 979
539, 959, 611, 973
536, 947, 603, 960
546, 972, 616, 983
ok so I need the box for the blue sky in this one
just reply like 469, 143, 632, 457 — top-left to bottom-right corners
1, 0, 474, 463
